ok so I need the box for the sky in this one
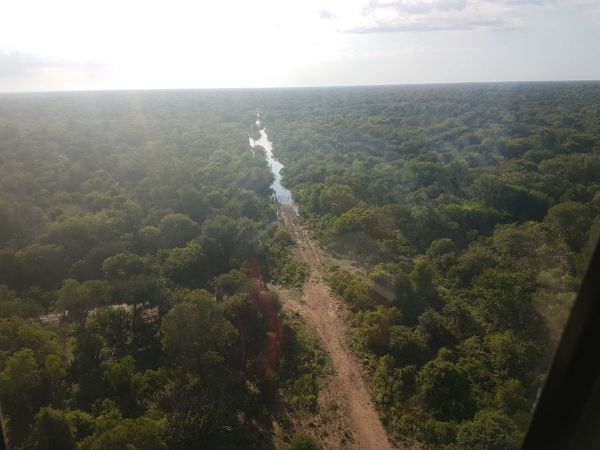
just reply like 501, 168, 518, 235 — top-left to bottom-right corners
1, 0, 600, 92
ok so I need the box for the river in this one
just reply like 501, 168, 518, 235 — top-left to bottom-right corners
249, 112, 297, 213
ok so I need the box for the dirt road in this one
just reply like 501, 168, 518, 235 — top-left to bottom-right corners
273, 205, 396, 450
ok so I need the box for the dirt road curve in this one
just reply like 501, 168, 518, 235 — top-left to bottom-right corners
274, 205, 396, 450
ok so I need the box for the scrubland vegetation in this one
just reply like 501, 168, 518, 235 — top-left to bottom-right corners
261, 82, 600, 449
0, 91, 320, 449
1, 82, 599, 449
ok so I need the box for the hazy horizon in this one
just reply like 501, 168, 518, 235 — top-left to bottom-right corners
3, 79, 600, 96
2, 0, 600, 93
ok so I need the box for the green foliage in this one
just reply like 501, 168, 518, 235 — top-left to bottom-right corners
263, 224, 309, 288
0, 284, 44, 318
327, 269, 371, 311
546, 201, 593, 250
80, 416, 167, 450
102, 356, 140, 415
161, 291, 237, 377
0, 92, 298, 449
261, 83, 600, 447
473, 269, 537, 332
158, 240, 208, 286
319, 184, 356, 215
86, 307, 132, 358
8, 244, 67, 289
373, 355, 405, 407
355, 306, 402, 353
290, 433, 322, 450
29, 407, 76, 450
158, 213, 200, 248
137, 226, 160, 254
456, 410, 521, 450
1, 347, 42, 401
213, 269, 254, 299
280, 318, 328, 413
1, 84, 599, 449
102, 252, 145, 280
274, 260, 309, 289
58, 279, 111, 323
0, 319, 68, 442
416, 358, 474, 421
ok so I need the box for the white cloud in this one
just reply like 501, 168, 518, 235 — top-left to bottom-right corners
341, 0, 522, 33
0, 0, 598, 90
325, 0, 600, 33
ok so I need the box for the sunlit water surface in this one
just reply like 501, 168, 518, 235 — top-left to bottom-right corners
249, 113, 297, 212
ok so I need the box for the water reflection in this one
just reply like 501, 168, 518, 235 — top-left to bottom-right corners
249, 112, 296, 210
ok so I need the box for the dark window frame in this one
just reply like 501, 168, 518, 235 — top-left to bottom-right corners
522, 239, 600, 449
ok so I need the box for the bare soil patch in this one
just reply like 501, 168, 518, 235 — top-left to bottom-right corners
273, 205, 398, 450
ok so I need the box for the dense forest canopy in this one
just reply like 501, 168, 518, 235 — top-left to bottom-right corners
259, 82, 600, 448
0, 90, 321, 449
0, 82, 599, 449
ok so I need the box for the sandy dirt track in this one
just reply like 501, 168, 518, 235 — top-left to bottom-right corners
272, 205, 398, 450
